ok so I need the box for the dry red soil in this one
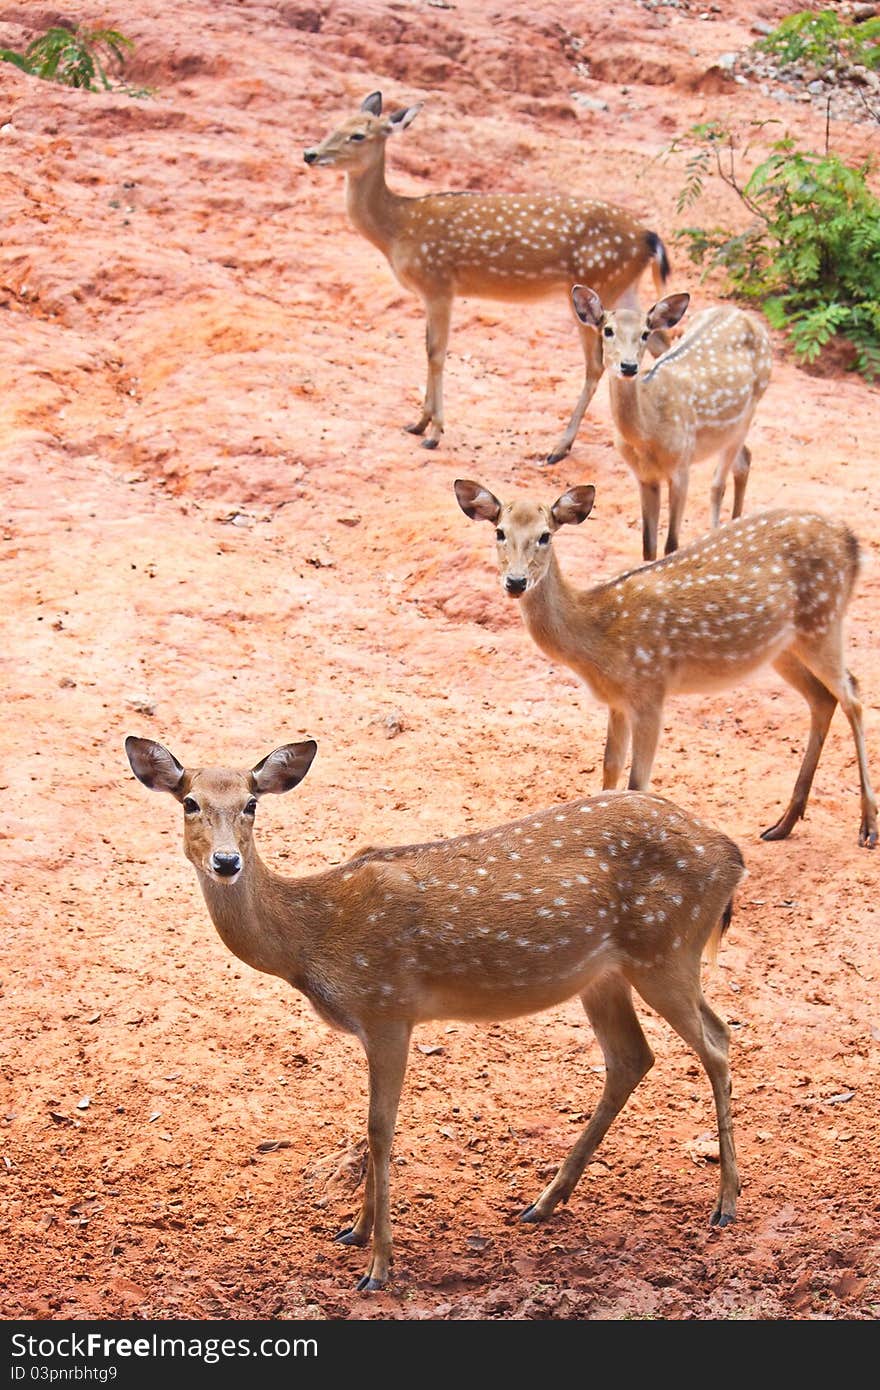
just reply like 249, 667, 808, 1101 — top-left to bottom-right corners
2, 0, 878, 1321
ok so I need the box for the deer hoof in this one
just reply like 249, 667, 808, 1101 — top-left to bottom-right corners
356, 1274, 386, 1292
334, 1226, 367, 1246
519, 1202, 544, 1224
710, 1210, 736, 1229
421, 436, 440, 450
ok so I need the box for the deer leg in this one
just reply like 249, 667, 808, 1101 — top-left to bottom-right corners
639, 480, 661, 562
521, 975, 654, 1222
602, 708, 631, 790
665, 468, 690, 555
354, 1022, 411, 1291
628, 703, 664, 790
546, 321, 604, 465
761, 652, 837, 842
731, 444, 751, 519
335, 1154, 374, 1247
627, 962, 739, 1227
794, 634, 878, 848
406, 296, 451, 449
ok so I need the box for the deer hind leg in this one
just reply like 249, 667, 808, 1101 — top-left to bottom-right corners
603, 707, 631, 790
351, 1022, 411, 1291
665, 467, 690, 555
627, 961, 739, 1227
639, 479, 661, 562
794, 631, 878, 848
546, 320, 604, 465
761, 652, 837, 842
406, 295, 451, 449
520, 975, 654, 1223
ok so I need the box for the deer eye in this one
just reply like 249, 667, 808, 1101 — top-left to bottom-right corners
641, 329, 651, 340
538, 532, 551, 545
603, 325, 613, 338
243, 799, 257, 817
495, 528, 506, 542
183, 797, 200, 815
349, 132, 366, 142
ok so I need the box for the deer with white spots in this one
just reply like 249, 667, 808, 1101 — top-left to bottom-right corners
455, 480, 878, 849
126, 734, 746, 1291
571, 287, 773, 561
303, 92, 670, 461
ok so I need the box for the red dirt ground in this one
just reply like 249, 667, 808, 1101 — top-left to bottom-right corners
1, 0, 878, 1321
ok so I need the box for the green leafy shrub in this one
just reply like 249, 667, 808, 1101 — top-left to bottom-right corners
757, 9, 880, 74
673, 125, 880, 382
0, 24, 134, 91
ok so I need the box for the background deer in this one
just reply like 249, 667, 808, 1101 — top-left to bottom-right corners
571, 287, 772, 561
126, 734, 746, 1291
303, 91, 670, 461
455, 480, 877, 849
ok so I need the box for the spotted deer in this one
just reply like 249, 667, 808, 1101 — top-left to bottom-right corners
571, 287, 773, 560
303, 91, 670, 461
455, 481, 877, 848
126, 734, 746, 1291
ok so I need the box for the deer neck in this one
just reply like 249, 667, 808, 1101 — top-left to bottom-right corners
196, 850, 321, 986
520, 550, 604, 673
345, 149, 404, 257
608, 372, 663, 451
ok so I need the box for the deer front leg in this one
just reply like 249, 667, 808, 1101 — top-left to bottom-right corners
335, 1154, 374, 1247
628, 702, 664, 791
665, 467, 690, 555
546, 320, 604, 465
354, 1021, 411, 1292
639, 479, 661, 562
602, 708, 631, 790
406, 295, 452, 449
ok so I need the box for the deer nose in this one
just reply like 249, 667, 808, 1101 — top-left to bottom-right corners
303, 148, 318, 165
505, 576, 528, 596
211, 851, 242, 878
620, 362, 639, 377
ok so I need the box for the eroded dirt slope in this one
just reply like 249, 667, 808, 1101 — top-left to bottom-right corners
1, 0, 878, 1319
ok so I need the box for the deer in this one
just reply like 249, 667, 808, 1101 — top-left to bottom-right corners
455, 480, 878, 849
126, 733, 746, 1291
571, 286, 773, 561
303, 91, 671, 462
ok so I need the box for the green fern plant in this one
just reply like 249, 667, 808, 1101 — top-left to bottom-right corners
673, 126, 880, 381
0, 24, 134, 91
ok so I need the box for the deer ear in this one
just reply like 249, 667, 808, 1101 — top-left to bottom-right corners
646, 293, 689, 331
454, 479, 502, 524
360, 91, 382, 116
387, 102, 422, 133
250, 741, 317, 796
125, 737, 186, 795
571, 285, 605, 327
551, 486, 596, 527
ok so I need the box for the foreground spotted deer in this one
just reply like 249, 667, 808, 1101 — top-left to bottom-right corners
571, 287, 773, 560
126, 734, 746, 1290
303, 91, 670, 461
455, 481, 878, 848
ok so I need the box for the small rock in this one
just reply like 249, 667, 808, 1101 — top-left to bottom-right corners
571, 92, 609, 112
125, 693, 155, 716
